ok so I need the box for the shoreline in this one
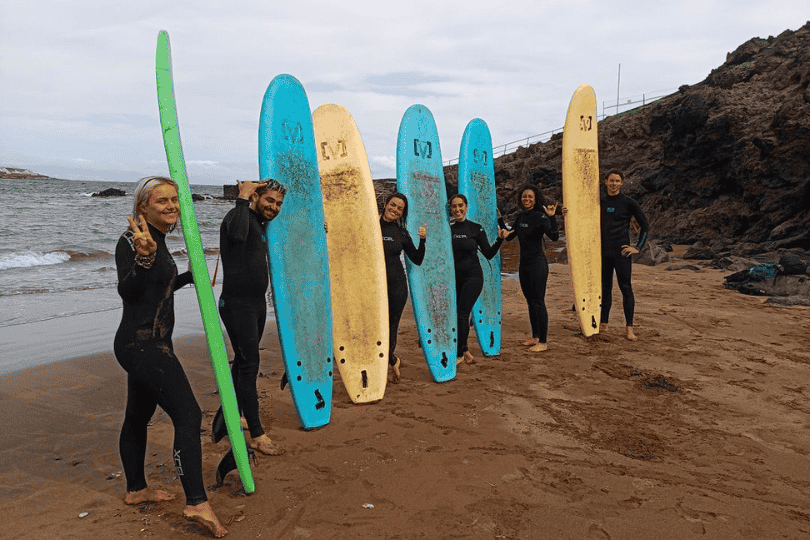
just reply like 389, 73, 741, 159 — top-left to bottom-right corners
2, 262, 809, 538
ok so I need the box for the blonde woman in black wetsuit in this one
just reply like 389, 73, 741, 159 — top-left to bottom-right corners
114, 177, 227, 538
379, 193, 426, 383
448, 194, 508, 365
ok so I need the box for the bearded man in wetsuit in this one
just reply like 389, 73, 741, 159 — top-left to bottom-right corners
213, 179, 286, 456
600, 170, 649, 341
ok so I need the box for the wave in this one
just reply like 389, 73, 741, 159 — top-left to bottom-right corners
0, 251, 71, 270
0, 249, 114, 270
63, 249, 114, 262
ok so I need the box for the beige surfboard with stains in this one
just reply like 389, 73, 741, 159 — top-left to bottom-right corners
562, 85, 602, 337
313, 103, 388, 403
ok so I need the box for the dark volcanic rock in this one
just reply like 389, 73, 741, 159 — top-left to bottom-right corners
444, 22, 810, 257
91, 188, 126, 197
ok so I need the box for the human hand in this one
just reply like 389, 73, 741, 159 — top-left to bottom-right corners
237, 180, 265, 200
543, 203, 558, 216
621, 245, 639, 257
418, 225, 426, 239
498, 228, 510, 239
127, 215, 157, 256
560, 206, 568, 216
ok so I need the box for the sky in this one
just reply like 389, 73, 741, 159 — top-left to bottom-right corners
1, 1, 806, 184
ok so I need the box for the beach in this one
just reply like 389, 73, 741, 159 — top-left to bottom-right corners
2, 251, 809, 539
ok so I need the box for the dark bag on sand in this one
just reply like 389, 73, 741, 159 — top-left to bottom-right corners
778, 254, 807, 276
747, 263, 781, 280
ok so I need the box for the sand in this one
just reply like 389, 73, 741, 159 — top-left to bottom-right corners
2, 247, 809, 539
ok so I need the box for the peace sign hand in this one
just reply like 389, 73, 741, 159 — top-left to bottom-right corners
128, 215, 157, 256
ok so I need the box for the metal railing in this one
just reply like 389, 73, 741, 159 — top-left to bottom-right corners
443, 88, 676, 166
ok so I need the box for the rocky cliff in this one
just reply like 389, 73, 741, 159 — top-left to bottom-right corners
442, 22, 810, 256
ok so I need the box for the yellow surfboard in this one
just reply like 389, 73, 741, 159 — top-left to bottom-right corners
562, 85, 601, 337
313, 103, 388, 403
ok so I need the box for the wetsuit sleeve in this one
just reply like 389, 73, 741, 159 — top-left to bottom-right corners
222, 198, 252, 243
116, 234, 149, 303
630, 199, 650, 250
400, 225, 426, 266
174, 271, 194, 290
476, 225, 503, 260
546, 215, 560, 242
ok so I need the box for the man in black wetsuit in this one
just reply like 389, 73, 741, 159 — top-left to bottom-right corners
600, 170, 650, 341
214, 179, 286, 456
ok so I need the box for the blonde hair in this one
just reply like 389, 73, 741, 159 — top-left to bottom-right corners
132, 176, 180, 233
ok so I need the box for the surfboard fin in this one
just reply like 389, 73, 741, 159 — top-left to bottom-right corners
280, 372, 288, 391
489, 332, 495, 348
215, 449, 236, 487
361, 370, 368, 388
211, 407, 226, 443
314, 389, 326, 410
215, 447, 256, 487
440, 352, 448, 368
591, 316, 597, 329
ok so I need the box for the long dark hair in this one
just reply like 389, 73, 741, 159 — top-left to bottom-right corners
516, 184, 546, 212
383, 192, 410, 225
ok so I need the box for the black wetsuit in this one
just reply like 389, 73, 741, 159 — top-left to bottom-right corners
450, 219, 503, 357
506, 210, 559, 342
380, 218, 425, 365
600, 193, 649, 326
218, 198, 270, 439
114, 224, 206, 506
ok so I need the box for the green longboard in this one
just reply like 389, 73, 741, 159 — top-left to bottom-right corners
155, 30, 254, 493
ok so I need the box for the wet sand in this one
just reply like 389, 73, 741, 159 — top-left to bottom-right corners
2, 246, 809, 539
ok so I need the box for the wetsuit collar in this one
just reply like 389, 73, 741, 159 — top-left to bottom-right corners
146, 221, 167, 240
250, 207, 269, 226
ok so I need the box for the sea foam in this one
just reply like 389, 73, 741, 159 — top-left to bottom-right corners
0, 251, 72, 270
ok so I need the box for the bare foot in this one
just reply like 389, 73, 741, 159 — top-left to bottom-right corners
528, 342, 548, 352
248, 434, 285, 456
184, 501, 228, 538
523, 337, 539, 346
124, 486, 175, 505
600, 323, 609, 333
390, 357, 401, 384
240, 417, 248, 430
626, 327, 637, 341
457, 356, 464, 365
463, 351, 476, 365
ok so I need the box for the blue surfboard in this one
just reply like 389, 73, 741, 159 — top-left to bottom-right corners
396, 105, 457, 382
458, 118, 501, 356
259, 74, 333, 429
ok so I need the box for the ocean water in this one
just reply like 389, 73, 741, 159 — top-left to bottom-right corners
0, 178, 241, 373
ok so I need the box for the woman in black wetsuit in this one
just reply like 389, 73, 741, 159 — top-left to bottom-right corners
114, 177, 226, 538
448, 194, 507, 365
380, 193, 426, 383
504, 185, 559, 352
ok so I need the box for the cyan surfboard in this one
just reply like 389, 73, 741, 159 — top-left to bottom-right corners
259, 74, 333, 429
458, 118, 501, 356
396, 105, 457, 383
155, 31, 254, 492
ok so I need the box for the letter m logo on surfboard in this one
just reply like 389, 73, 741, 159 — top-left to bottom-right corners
320, 139, 348, 160
473, 149, 488, 165
282, 120, 305, 144
413, 139, 433, 159
580, 115, 593, 131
